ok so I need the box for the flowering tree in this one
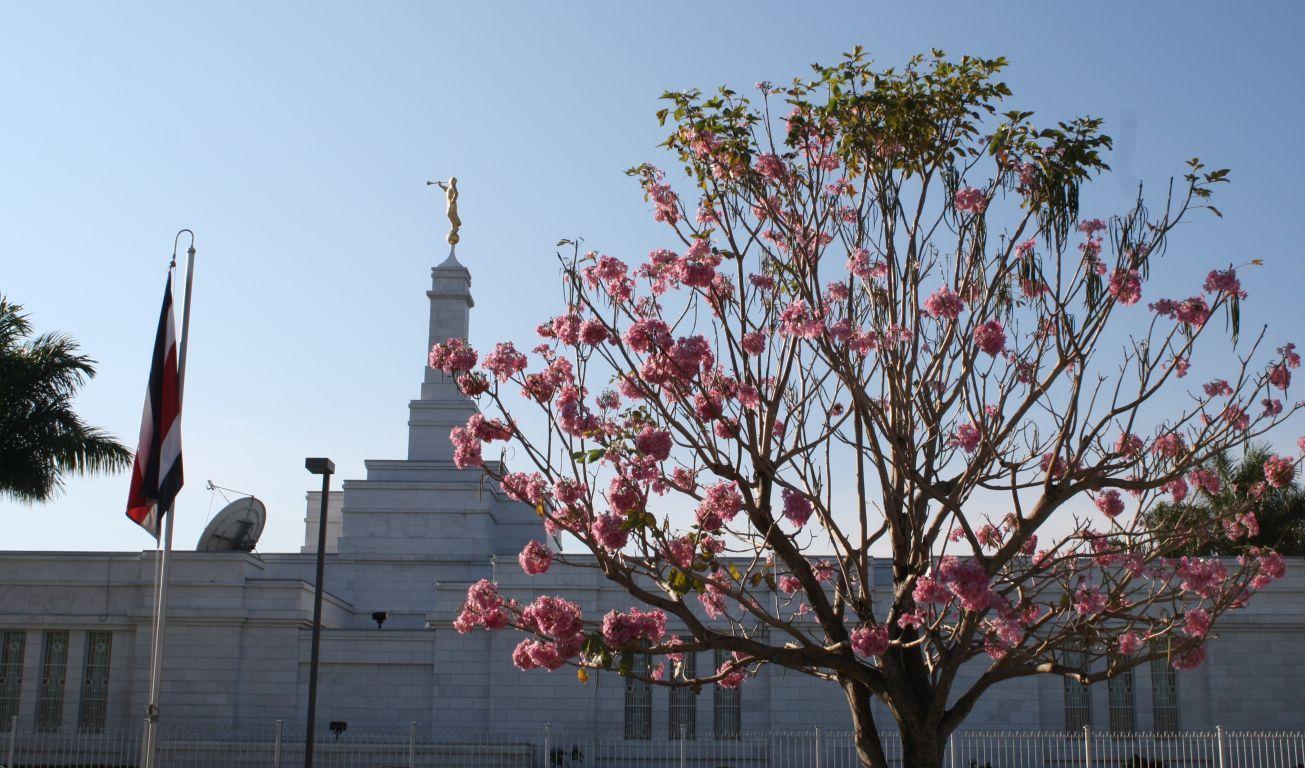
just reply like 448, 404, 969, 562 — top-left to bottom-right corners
441, 52, 1300, 768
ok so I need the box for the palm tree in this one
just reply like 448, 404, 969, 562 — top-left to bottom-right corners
0, 296, 132, 502
1145, 444, 1305, 556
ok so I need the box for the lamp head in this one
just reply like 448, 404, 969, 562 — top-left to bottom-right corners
305, 457, 335, 475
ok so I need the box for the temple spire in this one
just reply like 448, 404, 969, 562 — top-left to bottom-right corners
406, 179, 477, 461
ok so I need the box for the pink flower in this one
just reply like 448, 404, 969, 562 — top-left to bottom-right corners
449, 426, 483, 469
974, 320, 1006, 357
1203, 379, 1233, 397
850, 625, 889, 658
781, 488, 813, 527
1171, 646, 1207, 670
601, 607, 667, 647
778, 574, 801, 595
1117, 632, 1143, 655
1203, 268, 1242, 296
1115, 433, 1144, 458
502, 472, 549, 506
1078, 219, 1107, 235
779, 301, 824, 339
519, 540, 552, 575
924, 287, 965, 320
1151, 433, 1188, 461
954, 187, 988, 214
1263, 455, 1296, 489
696, 482, 743, 531
699, 583, 728, 619
741, 332, 766, 356
1095, 489, 1124, 519
624, 318, 673, 354
635, 427, 673, 462
1073, 585, 1107, 616
1183, 608, 1211, 638
467, 413, 512, 442
580, 319, 610, 346
429, 338, 478, 373
949, 423, 981, 453
1109, 269, 1142, 306
591, 513, 629, 550
482, 342, 528, 382
665, 536, 695, 568
1175, 296, 1210, 327
552, 313, 583, 346
1176, 557, 1227, 598
1189, 468, 1222, 496
1268, 364, 1292, 390
454, 579, 510, 633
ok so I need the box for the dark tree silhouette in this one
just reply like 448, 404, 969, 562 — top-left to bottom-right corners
0, 296, 132, 502
1145, 444, 1305, 556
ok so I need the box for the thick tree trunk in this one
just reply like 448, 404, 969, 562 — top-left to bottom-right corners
899, 729, 947, 768
841, 676, 890, 768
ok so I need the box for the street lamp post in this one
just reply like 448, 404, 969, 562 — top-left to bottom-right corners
303, 457, 335, 768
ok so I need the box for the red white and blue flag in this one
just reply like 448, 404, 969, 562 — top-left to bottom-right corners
126, 272, 184, 537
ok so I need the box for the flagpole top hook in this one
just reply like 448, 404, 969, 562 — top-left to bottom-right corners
171, 229, 195, 269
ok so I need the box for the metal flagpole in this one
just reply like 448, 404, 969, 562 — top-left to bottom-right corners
141, 230, 196, 768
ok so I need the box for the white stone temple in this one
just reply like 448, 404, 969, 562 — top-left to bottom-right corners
0, 239, 1302, 740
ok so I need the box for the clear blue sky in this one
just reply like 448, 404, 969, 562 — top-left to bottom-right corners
3, 1, 1303, 553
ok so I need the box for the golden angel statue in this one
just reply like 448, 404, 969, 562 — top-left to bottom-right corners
426, 177, 461, 245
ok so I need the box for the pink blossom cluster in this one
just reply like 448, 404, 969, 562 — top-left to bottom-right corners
974, 320, 1006, 357
429, 337, 478, 373
1263, 454, 1296, 489
502, 472, 549, 506
696, 482, 743, 532
482, 342, 528, 382
1072, 585, 1107, 615
601, 607, 667, 648
514, 595, 586, 671
850, 625, 889, 658
1150, 296, 1210, 327
454, 579, 510, 633
519, 540, 552, 575
1094, 489, 1125, 519
1203, 268, 1243, 297
1109, 269, 1143, 306
581, 254, 634, 302
912, 557, 996, 612
781, 487, 814, 527
699, 583, 728, 619
635, 426, 673, 462
1244, 548, 1287, 590
778, 574, 801, 595
1175, 557, 1227, 598
778, 300, 824, 339
924, 287, 965, 320
1183, 607, 1211, 638
949, 423, 981, 453
1117, 632, 1144, 655
591, 513, 628, 550
953, 187, 988, 214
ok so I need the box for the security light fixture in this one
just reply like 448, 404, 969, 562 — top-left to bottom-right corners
372, 611, 388, 629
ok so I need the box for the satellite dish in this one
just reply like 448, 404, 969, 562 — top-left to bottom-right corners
196, 496, 266, 552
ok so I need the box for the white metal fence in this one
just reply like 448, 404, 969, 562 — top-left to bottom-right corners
2, 718, 1303, 768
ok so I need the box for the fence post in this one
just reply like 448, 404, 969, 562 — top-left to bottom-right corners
949, 733, 956, 768
815, 726, 822, 768
272, 719, 282, 768
543, 724, 551, 768
1083, 725, 1092, 768
1216, 725, 1227, 768
408, 721, 416, 768
6, 715, 16, 768
679, 723, 687, 768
